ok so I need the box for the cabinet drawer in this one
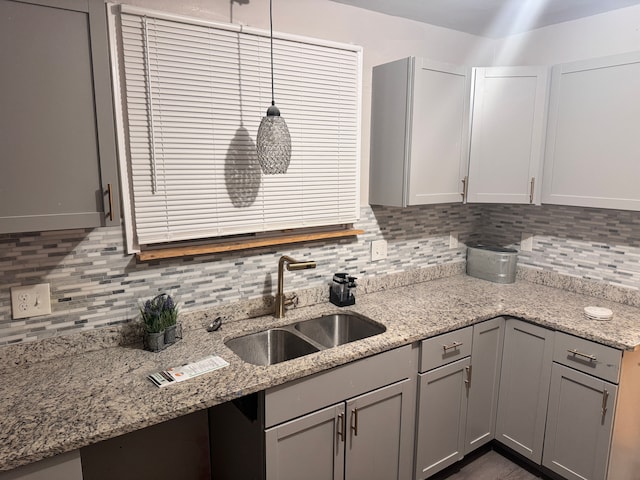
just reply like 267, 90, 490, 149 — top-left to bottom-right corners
553, 331, 621, 384
420, 326, 472, 372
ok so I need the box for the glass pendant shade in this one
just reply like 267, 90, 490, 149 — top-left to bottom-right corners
257, 104, 291, 174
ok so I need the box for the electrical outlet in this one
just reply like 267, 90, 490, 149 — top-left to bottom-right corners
371, 239, 387, 261
521, 232, 533, 252
449, 232, 459, 249
11, 284, 52, 319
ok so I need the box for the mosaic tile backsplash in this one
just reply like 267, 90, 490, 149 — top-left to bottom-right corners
0, 205, 479, 344
1, 203, 639, 345
480, 204, 640, 290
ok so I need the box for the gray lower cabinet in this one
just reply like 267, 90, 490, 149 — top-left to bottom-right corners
415, 357, 470, 479
0, 451, 82, 480
265, 379, 411, 480
0, 0, 119, 233
464, 316, 505, 454
265, 403, 345, 480
495, 319, 554, 463
542, 364, 618, 480
211, 345, 416, 480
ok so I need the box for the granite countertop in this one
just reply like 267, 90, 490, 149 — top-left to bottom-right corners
2, 274, 640, 472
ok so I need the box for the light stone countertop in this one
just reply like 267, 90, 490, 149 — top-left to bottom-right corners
2, 274, 640, 472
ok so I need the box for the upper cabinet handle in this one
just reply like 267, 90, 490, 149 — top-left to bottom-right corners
107, 183, 114, 222
461, 176, 469, 201
529, 177, 535, 204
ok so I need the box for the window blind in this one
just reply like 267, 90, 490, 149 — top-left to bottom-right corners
116, 7, 361, 247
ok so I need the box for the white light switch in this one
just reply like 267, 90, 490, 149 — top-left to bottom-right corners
11, 284, 52, 319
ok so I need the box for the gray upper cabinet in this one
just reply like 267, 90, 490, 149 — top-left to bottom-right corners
495, 319, 554, 464
542, 51, 640, 211
369, 57, 471, 207
464, 317, 505, 454
0, 0, 119, 234
467, 67, 549, 204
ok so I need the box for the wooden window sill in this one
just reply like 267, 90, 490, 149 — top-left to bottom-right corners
136, 228, 365, 261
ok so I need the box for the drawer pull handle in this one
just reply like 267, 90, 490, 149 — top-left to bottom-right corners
337, 412, 345, 442
567, 349, 597, 362
464, 365, 472, 388
351, 408, 358, 436
602, 389, 609, 421
443, 341, 463, 352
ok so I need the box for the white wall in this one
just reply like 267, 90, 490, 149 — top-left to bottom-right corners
114, 0, 494, 204
493, 4, 640, 66
112, 0, 640, 203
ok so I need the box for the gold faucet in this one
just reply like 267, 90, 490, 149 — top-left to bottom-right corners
275, 255, 317, 318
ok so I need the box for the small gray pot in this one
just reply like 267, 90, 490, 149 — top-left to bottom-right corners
144, 331, 165, 352
164, 324, 177, 345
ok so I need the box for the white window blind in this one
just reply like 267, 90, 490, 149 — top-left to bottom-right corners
115, 6, 361, 248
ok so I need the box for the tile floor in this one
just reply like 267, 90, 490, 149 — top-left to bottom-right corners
431, 448, 548, 480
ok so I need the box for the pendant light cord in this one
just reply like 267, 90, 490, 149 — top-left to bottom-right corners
269, 0, 275, 106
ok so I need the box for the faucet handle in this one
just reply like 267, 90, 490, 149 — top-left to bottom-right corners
284, 293, 299, 310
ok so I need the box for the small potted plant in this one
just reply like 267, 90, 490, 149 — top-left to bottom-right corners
140, 293, 179, 352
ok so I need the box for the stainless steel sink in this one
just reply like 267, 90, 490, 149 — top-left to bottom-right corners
225, 328, 319, 366
294, 313, 386, 348
224, 312, 385, 366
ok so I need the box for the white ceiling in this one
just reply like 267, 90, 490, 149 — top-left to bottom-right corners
329, 0, 640, 38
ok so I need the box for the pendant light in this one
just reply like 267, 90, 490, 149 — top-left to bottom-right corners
256, 0, 291, 175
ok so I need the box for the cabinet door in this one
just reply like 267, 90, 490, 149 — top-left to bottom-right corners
465, 317, 505, 454
543, 364, 617, 480
415, 357, 471, 479
369, 57, 470, 207
265, 403, 345, 480
467, 67, 548, 204
0, 0, 119, 233
0, 450, 82, 480
542, 52, 640, 211
407, 58, 471, 206
345, 379, 412, 480
496, 319, 554, 463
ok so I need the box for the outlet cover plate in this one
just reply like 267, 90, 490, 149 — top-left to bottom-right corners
371, 239, 387, 261
11, 284, 52, 319
521, 232, 533, 252
449, 232, 459, 249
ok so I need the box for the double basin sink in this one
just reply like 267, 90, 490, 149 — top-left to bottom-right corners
225, 312, 385, 366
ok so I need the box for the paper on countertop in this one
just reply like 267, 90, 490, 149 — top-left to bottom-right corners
148, 355, 229, 388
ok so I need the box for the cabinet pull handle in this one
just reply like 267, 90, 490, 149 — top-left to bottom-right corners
337, 412, 345, 442
529, 177, 535, 204
567, 349, 597, 362
461, 176, 469, 201
106, 183, 114, 222
443, 341, 463, 352
602, 389, 609, 421
351, 408, 358, 436
464, 365, 472, 387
